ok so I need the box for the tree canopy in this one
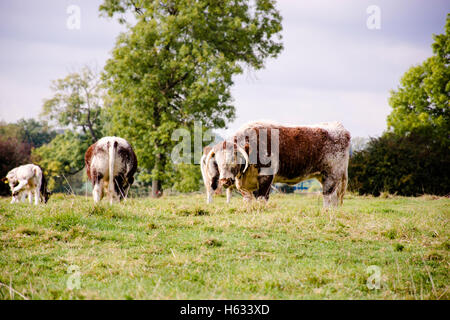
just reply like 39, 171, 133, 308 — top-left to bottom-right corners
387, 14, 449, 145
101, 0, 283, 196
33, 66, 106, 191
350, 15, 450, 196
41, 66, 105, 142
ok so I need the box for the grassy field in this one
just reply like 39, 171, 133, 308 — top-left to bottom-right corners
0, 192, 448, 300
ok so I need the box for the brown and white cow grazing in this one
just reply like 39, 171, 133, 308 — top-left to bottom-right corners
205, 121, 351, 207
85, 136, 137, 204
5, 164, 50, 204
200, 145, 232, 204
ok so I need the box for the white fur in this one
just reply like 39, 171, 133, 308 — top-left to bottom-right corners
90, 136, 133, 204
6, 164, 44, 205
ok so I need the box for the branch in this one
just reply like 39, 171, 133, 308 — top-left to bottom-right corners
130, 0, 143, 15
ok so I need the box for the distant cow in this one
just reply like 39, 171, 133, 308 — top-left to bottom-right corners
205, 121, 351, 207
85, 136, 137, 204
200, 145, 232, 204
5, 164, 50, 204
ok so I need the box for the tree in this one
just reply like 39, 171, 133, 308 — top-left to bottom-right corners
101, 0, 283, 196
15, 119, 57, 148
32, 131, 91, 190
348, 131, 449, 196
350, 17, 450, 197
0, 119, 55, 148
172, 163, 203, 193
387, 14, 449, 145
0, 136, 32, 196
41, 66, 105, 142
34, 67, 106, 190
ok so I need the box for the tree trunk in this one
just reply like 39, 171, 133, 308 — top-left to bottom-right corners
86, 109, 98, 142
151, 152, 162, 198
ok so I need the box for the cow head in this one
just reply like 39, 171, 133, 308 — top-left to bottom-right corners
205, 141, 249, 188
40, 175, 51, 204
5, 171, 18, 198
41, 189, 51, 204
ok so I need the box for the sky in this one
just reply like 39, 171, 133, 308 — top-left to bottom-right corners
0, 0, 448, 139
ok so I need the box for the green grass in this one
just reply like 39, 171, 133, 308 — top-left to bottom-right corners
0, 193, 448, 300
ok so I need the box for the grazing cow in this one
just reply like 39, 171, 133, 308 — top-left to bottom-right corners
5, 164, 50, 204
205, 121, 351, 207
85, 136, 137, 204
200, 145, 232, 204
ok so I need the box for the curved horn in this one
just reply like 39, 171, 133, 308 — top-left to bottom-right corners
204, 149, 215, 180
237, 145, 249, 173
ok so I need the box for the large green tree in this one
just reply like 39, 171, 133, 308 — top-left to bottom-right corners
387, 14, 449, 145
101, 0, 283, 196
349, 16, 450, 196
33, 67, 106, 190
41, 66, 105, 142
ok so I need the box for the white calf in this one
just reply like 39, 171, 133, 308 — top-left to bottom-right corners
5, 164, 50, 205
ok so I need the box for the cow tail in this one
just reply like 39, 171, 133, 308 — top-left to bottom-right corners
200, 154, 207, 183
109, 140, 118, 197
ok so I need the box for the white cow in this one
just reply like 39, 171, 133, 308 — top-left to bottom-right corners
5, 164, 50, 204
200, 145, 232, 204
85, 136, 138, 204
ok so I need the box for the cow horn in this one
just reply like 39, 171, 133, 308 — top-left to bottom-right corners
237, 145, 249, 173
204, 149, 215, 180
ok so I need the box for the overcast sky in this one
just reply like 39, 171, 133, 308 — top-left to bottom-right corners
0, 0, 448, 138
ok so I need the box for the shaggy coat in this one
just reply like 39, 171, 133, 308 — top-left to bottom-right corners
5, 164, 50, 204
207, 121, 351, 207
200, 145, 232, 204
85, 136, 137, 203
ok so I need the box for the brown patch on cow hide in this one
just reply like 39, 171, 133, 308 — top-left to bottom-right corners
84, 142, 96, 182
235, 125, 350, 180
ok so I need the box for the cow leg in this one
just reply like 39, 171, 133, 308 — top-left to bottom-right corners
226, 188, 232, 203
93, 182, 103, 203
240, 190, 253, 202
206, 185, 213, 204
34, 188, 40, 205
28, 190, 33, 204
255, 175, 274, 201
322, 174, 339, 208
91, 171, 104, 203
12, 180, 28, 196
337, 172, 348, 205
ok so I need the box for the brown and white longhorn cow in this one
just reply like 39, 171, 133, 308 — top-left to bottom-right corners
200, 145, 232, 204
5, 164, 50, 204
85, 136, 137, 204
204, 121, 351, 207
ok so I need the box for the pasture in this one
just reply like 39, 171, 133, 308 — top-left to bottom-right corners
0, 193, 448, 300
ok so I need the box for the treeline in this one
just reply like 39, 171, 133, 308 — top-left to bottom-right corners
348, 129, 449, 196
